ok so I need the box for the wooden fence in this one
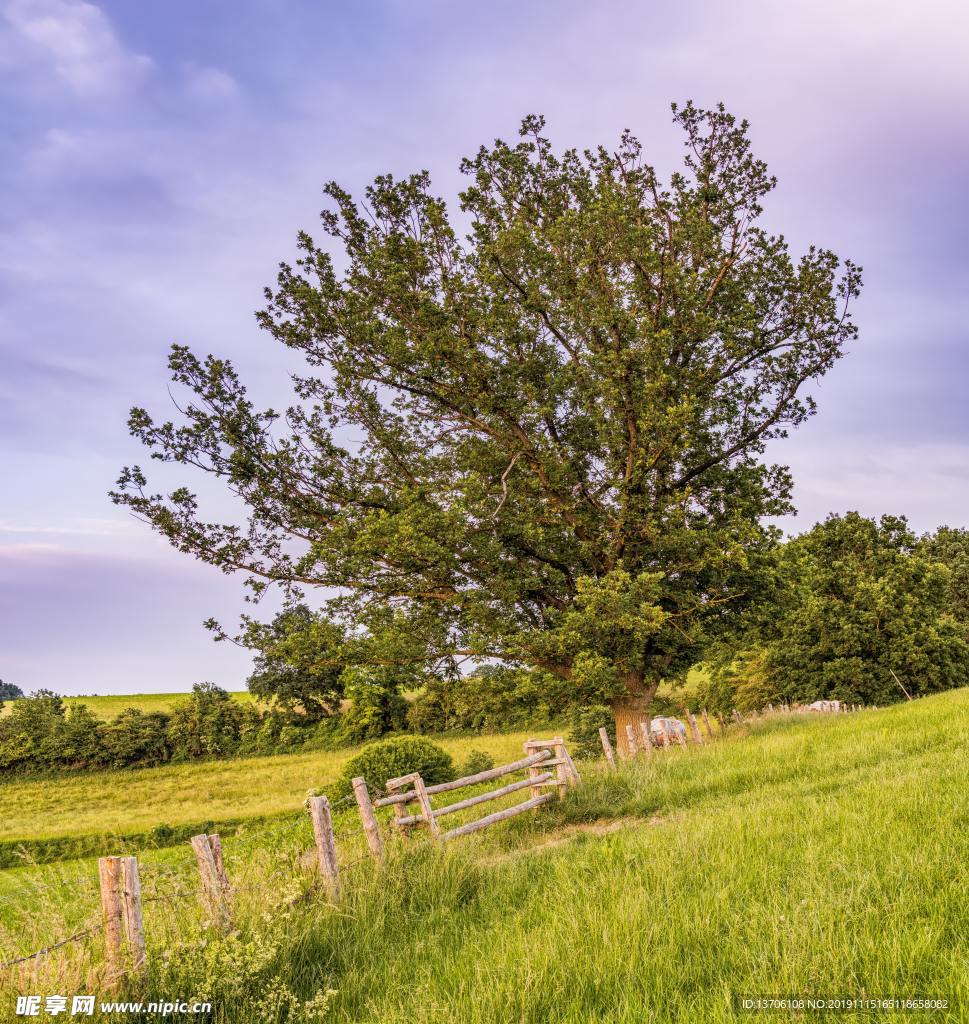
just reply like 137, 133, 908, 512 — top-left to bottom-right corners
372, 737, 580, 841
5, 703, 868, 986
2, 736, 580, 989
599, 700, 864, 764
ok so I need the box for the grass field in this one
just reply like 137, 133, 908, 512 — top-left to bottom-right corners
0, 731, 541, 843
0, 692, 257, 719
1, 691, 966, 1022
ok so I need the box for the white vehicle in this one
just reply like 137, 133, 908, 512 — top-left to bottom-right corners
807, 699, 842, 713
649, 716, 688, 746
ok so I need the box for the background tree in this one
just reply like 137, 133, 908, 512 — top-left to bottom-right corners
0, 680, 23, 701
114, 103, 861, 751
919, 526, 969, 626
244, 604, 346, 720
760, 513, 969, 704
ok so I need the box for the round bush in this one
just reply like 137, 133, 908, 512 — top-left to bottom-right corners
457, 750, 494, 777
335, 736, 455, 798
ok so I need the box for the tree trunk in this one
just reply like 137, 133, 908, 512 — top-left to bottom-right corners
611, 678, 657, 758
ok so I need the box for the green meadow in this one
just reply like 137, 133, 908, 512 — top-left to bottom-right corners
0, 692, 256, 719
1, 691, 966, 1022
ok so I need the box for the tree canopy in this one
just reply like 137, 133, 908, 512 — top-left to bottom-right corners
113, 102, 861, 745
760, 513, 969, 705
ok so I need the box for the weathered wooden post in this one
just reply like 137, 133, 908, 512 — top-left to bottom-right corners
598, 726, 616, 769
99, 855, 145, 989
716, 711, 727, 731
387, 772, 439, 838
701, 708, 715, 740
732, 709, 744, 725
191, 834, 231, 931
352, 776, 385, 861
624, 723, 639, 758
638, 719, 653, 758
119, 856, 146, 978
98, 857, 123, 990
687, 712, 703, 745
309, 795, 340, 899
525, 740, 548, 802
560, 742, 582, 784
552, 739, 574, 797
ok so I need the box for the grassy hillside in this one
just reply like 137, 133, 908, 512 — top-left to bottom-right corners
2, 692, 966, 1022
0, 691, 256, 719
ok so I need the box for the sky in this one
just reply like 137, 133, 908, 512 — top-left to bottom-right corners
1, 0, 968, 695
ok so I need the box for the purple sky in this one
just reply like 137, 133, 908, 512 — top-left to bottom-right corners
2, 0, 968, 695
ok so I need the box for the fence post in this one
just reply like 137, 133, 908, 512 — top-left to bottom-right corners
552, 740, 571, 799
191, 834, 231, 931
716, 711, 726, 731
411, 774, 439, 839
624, 723, 639, 758
686, 712, 704, 745
98, 857, 123, 991
119, 856, 146, 978
351, 777, 385, 862
701, 709, 715, 740
732, 709, 744, 725
638, 719, 653, 758
309, 795, 340, 899
560, 742, 582, 784
598, 727, 616, 770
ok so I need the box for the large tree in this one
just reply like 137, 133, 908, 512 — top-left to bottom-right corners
760, 513, 969, 704
114, 103, 861, 750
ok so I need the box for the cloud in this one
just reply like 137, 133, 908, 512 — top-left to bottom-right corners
181, 63, 240, 103
1, 0, 152, 97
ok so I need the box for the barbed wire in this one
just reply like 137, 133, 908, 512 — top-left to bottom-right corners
0, 920, 102, 971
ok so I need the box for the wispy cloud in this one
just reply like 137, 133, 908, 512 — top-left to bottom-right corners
1, 0, 152, 97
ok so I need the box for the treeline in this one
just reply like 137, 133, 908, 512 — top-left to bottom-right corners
0, 668, 575, 779
695, 516, 969, 712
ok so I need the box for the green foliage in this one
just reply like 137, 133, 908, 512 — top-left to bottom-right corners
920, 525, 969, 625
457, 750, 494, 777
406, 666, 569, 733
0, 679, 23, 700
337, 666, 409, 743
244, 604, 345, 720
759, 513, 969, 704
168, 681, 252, 760
695, 649, 783, 714
97, 708, 171, 768
567, 703, 615, 759
334, 736, 454, 798
115, 102, 861, 728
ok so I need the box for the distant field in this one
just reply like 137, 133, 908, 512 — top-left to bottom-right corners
0, 690, 257, 719
0, 730, 545, 842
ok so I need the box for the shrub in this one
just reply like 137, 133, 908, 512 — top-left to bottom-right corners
406, 666, 568, 734
457, 750, 494, 777
98, 708, 171, 768
168, 681, 247, 761
337, 667, 409, 744
568, 704, 614, 760
334, 736, 454, 798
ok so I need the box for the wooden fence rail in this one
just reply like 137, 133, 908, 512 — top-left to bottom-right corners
373, 739, 578, 843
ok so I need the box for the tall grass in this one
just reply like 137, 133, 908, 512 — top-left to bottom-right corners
1, 692, 966, 1022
